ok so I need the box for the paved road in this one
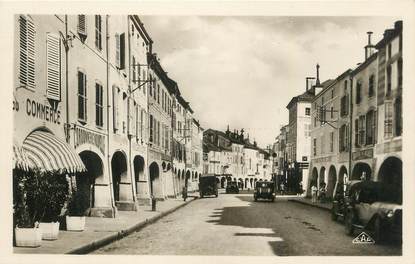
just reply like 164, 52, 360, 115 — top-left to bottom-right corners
92, 191, 401, 256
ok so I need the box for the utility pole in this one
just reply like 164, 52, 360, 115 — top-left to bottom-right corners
348, 76, 353, 184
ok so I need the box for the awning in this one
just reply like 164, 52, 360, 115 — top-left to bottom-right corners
23, 130, 86, 173
13, 142, 30, 171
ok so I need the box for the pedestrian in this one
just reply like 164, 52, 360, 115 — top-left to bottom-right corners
319, 183, 326, 203
311, 184, 318, 203
182, 185, 188, 201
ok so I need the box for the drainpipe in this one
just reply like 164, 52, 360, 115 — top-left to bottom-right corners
65, 15, 69, 144
127, 16, 136, 203
348, 76, 353, 184
106, 15, 116, 215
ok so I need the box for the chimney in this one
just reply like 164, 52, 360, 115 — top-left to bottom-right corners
316, 64, 321, 86
306, 77, 315, 92
364, 31, 375, 60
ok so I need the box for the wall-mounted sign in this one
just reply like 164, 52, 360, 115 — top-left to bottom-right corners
26, 99, 61, 124
74, 126, 106, 155
352, 148, 374, 161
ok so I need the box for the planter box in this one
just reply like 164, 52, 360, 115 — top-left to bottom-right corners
66, 216, 86, 231
15, 227, 42, 247
39, 222, 59, 240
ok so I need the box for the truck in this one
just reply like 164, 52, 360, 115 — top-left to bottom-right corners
199, 174, 218, 198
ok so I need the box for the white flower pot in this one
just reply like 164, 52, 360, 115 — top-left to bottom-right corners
66, 216, 86, 231
39, 222, 60, 240
15, 227, 42, 247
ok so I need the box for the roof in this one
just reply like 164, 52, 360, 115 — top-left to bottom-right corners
351, 52, 378, 77
131, 15, 153, 45
286, 89, 315, 109
375, 21, 402, 49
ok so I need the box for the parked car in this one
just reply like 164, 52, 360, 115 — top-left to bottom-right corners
226, 182, 239, 194
199, 174, 218, 198
254, 181, 275, 202
340, 180, 402, 243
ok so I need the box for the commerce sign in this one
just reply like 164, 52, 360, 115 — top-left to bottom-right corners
25, 99, 61, 124
74, 126, 106, 155
352, 148, 373, 161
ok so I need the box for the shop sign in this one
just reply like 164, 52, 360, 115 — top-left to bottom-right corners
352, 148, 374, 161
25, 98, 61, 124
74, 126, 106, 155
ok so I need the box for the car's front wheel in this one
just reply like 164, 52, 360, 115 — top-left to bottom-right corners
345, 210, 355, 236
372, 217, 384, 243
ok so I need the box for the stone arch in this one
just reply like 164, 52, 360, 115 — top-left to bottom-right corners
378, 156, 402, 187
245, 178, 249, 189
111, 151, 128, 202
77, 150, 104, 214
166, 163, 171, 172
149, 162, 160, 197
309, 167, 318, 194
185, 170, 191, 186
351, 162, 372, 181
327, 165, 337, 198
319, 167, 326, 187
162, 161, 166, 172
133, 155, 145, 195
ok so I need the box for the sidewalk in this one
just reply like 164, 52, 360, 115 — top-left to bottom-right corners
288, 197, 332, 212
14, 196, 197, 254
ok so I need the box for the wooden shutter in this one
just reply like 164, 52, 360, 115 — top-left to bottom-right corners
120, 33, 125, 69
19, 16, 27, 87
78, 15, 87, 35
113, 86, 119, 131
46, 33, 61, 100
115, 33, 120, 67
26, 17, 35, 89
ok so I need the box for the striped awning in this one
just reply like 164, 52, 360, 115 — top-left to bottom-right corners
13, 142, 30, 171
22, 130, 86, 173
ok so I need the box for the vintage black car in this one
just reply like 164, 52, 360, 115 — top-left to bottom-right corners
254, 181, 275, 202
334, 180, 402, 242
226, 181, 239, 194
199, 174, 218, 198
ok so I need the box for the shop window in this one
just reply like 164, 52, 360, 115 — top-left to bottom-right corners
95, 82, 103, 127
19, 15, 35, 90
46, 33, 61, 101
78, 71, 87, 122
95, 15, 102, 50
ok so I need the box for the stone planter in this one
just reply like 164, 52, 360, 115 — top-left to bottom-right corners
39, 222, 60, 240
66, 216, 86, 231
15, 227, 42, 247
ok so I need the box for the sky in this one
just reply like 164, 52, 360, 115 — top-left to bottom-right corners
140, 16, 399, 148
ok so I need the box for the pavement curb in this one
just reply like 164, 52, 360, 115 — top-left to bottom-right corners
288, 199, 331, 212
66, 197, 198, 254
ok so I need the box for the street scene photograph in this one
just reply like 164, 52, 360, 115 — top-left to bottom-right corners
9, 8, 407, 260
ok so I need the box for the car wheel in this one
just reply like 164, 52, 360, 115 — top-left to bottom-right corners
345, 211, 355, 236
373, 217, 384, 243
331, 205, 338, 221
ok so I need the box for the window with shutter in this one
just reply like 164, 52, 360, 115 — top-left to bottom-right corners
113, 86, 119, 132
95, 15, 102, 50
46, 33, 61, 101
95, 83, 103, 127
120, 33, 125, 69
77, 71, 87, 121
19, 15, 35, 90
77, 15, 87, 36
149, 114, 153, 143
115, 33, 120, 67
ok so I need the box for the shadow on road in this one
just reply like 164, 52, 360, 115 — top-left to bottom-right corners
205, 195, 401, 256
